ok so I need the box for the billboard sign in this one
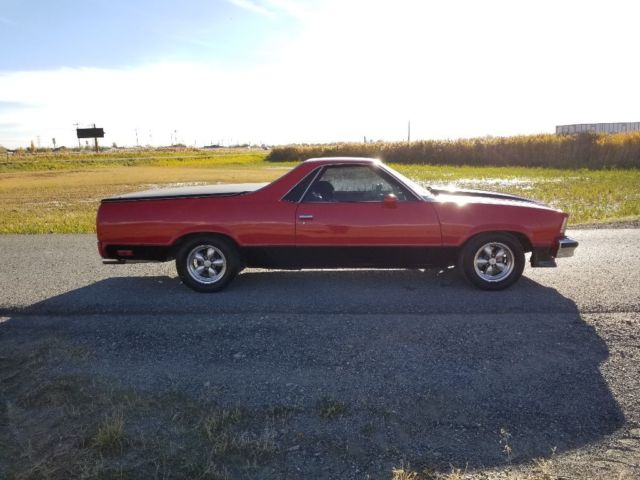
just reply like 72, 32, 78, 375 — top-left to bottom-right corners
77, 127, 105, 139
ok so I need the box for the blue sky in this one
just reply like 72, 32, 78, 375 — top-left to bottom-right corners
0, 0, 295, 70
1, 0, 639, 148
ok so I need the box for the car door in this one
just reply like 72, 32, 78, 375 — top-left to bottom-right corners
294, 164, 442, 267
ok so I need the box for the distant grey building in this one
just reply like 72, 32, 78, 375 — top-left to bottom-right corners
556, 122, 640, 135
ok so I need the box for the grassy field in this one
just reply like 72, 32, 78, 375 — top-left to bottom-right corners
0, 149, 639, 233
395, 164, 640, 226
0, 148, 271, 172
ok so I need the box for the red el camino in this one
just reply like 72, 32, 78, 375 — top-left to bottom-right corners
97, 157, 577, 292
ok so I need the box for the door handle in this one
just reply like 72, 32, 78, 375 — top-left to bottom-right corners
298, 214, 314, 220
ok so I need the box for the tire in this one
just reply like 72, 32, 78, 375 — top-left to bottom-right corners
458, 232, 525, 291
175, 235, 240, 292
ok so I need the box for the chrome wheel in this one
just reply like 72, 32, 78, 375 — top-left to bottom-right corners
473, 241, 514, 283
186, 244, 227, 284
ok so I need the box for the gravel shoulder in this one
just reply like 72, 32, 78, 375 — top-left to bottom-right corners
573, 218, 640, 229
0, 230, 639, 479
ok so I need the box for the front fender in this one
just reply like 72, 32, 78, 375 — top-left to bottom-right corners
434, 201, 563, 248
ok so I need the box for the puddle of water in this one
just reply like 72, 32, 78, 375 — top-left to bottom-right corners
141, 182, 210, 190
22, 200, 69, 207
418, 177, 538, 190
457, 178, 534, 187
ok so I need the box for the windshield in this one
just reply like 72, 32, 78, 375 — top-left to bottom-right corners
379, 163, 431, 197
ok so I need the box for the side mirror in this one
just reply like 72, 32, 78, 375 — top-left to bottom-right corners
383, 193, 398, 208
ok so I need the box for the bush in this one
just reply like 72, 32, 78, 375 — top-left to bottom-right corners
266, 132, 640, 169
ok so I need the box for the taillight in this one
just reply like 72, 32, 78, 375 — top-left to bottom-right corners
560, 216, 568, 235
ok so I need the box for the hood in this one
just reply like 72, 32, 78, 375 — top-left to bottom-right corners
101, 183, 268, 202
427, 186, 542, 205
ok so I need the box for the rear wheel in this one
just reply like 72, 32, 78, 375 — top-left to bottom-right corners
458, 233, 525, 290
175, 236, 240, 292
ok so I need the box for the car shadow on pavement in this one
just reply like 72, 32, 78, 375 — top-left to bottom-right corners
12, 268, 583, 315
2, 270, 626, 475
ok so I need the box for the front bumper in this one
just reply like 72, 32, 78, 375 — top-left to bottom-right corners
530, 236, 578, 267
556, 236, 579, 258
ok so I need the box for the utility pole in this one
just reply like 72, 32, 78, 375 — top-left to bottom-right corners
135, 128, 139, 147
407, 120, 411, 144
52, 138, 56, 149
93, 123, 99, 152
73, 122, 81, 148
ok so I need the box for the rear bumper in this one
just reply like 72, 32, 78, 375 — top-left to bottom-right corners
556, 236, 579, 258
99, 243, 172, 263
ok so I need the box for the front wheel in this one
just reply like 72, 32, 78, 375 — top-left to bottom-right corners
458, 233, 525, 290
175, 236, 240, 292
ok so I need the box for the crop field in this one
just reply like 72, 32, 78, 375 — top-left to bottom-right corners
0, 147, 639, 233
267, 132, 640, 169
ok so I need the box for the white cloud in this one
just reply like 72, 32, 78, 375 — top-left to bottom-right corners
227, 0, 275, 17
227, 0, 312, 19
263, 0, 312, 19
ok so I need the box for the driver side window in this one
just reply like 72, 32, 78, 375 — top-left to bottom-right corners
302, 165, 411, 203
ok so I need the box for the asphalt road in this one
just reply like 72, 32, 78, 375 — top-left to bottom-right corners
0, 229, 638, 316
1, 230, 639, 478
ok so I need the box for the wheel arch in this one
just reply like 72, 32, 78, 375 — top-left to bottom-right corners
170, 231, 241, 257
460, 230, 533, 253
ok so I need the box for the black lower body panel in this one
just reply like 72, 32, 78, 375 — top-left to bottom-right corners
530, 247, 557, 268
103, 244, 458, 269
240, 246, 458, 269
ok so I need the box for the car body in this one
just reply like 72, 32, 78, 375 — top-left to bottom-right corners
97, 157, 577, 291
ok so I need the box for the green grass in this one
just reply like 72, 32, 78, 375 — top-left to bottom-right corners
92, 411, 126, 454
317, 397, 347, 418
0, 147, 271, 172
0, 148, 638, 233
